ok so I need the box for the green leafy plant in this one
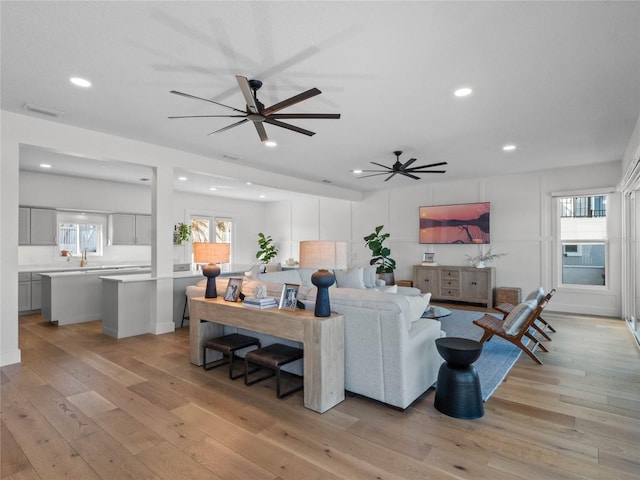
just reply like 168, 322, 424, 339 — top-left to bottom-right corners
364, 225, 396, 274
256, 232, 278, 264
174, 222, 192, 245
465, 247, 507, 267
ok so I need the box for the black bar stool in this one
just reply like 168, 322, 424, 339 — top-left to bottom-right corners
244, 343, 304, 398
202, 333, 261, 380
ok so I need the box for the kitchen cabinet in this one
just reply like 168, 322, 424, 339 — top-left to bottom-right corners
19, 207, 30, 245
19, 207, 57, 245
111, 213, 151, 245
18, 272, 43, 313
413, 265, 495, 308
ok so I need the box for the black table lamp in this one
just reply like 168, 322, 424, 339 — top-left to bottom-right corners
299, 241, 347, 317
193, 242, 230, 298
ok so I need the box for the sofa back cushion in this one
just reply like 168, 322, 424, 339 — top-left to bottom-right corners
335, 268, 366, 289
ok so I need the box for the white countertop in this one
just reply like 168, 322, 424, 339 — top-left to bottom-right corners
19, 263, 150, 273
41, 267, 150, 278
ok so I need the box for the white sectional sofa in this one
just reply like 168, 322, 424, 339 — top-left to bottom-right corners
187, 266, 444, 409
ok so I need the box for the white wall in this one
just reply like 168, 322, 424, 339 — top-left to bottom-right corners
266, 161, 623, 317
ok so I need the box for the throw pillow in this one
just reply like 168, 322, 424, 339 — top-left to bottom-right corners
362, 266, 377, 288
525, 287, 545, 305
334, 268, 366, 289
502, 300, 535, 335
406, 293, 431, 324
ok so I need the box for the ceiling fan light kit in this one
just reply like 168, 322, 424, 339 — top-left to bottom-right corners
169, 76, 340, 143
358, 151, 448, 182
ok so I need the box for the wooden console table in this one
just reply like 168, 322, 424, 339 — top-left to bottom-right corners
189, 296, 345, 413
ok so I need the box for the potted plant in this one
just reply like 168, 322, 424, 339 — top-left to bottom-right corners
465, 247, 506, 268
256, 232, 278, 268
174, 222, 192, 245
364, 225, 396, 285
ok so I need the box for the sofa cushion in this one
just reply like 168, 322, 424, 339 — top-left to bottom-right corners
503, 300, 536, 335
335, 268, 366, 289
377, 284, 397, 293
257, 269, 303, 285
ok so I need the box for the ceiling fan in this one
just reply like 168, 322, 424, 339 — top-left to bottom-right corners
168, 76, 340, 142
358, 151, 447, 182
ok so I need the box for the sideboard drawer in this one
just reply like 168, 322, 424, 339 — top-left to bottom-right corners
441, 278, 459, 288
440, 288, 460, 297
440, 269, 459, 279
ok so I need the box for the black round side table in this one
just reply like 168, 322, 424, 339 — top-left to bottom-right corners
434, 337, 484, 419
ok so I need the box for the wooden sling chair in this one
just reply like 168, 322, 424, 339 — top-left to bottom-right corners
495, 288, 556, 341
473, 299, 549, 365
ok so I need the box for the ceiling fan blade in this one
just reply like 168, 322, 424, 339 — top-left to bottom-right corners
170, 90, 245, 113
268, 113, 341, 119
264, 118, 315, 136
254, 121, 269, 142
406, 161, 448, 170
235, 75, 261, 114
357, 172, 394, 179
408, 170, 447, 174
361, 169, 391, 173
384, 173, 398, 182
262, 88, 321, 116
207, 118, 248, 136
401, 172, 421, 180
401, 158, 417, 169
168, 115, 247, 119
370, 161, 391, 169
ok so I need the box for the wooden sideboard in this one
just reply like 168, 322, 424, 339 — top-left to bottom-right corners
189, 296, 345, 413
413, 265, 495, 308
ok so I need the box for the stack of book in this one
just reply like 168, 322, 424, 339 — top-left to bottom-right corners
243, 297, 277, 309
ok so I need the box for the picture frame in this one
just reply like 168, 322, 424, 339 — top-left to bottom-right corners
422, 252, 435, 263
223, 277, 243, 302
279, 283, 300, 311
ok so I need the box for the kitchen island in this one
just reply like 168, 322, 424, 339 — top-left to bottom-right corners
40, 267, 150, 325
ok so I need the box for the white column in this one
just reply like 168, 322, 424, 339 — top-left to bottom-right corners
149, 166, 175, 335
0, 123, 21, 366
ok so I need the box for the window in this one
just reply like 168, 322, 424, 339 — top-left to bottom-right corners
190, 215, 233, 270
58, 212, 105, 256
558, 194, 607, 286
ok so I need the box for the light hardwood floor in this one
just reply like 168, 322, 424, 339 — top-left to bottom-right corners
2, 310, 639, 479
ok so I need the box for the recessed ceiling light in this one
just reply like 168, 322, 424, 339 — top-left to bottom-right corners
70, 77, 92, 88
454, 87, 472, 97
264, 140, 277, 147
352, 169, 363, 174
502, 144, 517, 151
246, 181, 252, 185
259, 195, 266, 199
40, 163, 52, 169
209, 187, 217, 191
178, 176, 187, 181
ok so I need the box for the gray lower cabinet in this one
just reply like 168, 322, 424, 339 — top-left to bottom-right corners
413, 265, 495, 308
18, 272, 43, 313
111, 213, 151, 245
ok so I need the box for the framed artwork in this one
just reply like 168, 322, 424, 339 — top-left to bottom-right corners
422, 252, 435, 263
223, 277, 243, 302
419, 202, 490, 244
279, 283, 300, 311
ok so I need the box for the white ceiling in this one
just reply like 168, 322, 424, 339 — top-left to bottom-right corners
2, 1, 639, 201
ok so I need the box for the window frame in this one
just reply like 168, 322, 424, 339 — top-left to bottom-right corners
553, 191, 610, 291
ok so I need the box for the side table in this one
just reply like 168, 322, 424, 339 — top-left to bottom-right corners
434, 337, 484, 419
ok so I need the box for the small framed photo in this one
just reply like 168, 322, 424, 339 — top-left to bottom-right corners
224, 277, 243, 302
422, 252, 435, 263
279, 283, 300, 311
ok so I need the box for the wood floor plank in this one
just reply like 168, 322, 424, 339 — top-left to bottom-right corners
1, 420, 32, 478
135, 440, 223, 480
91, 407, 165, 455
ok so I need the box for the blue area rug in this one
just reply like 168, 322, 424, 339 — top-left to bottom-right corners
438, 309, 521, 401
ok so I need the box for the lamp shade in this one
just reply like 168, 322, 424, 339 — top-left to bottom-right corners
193, 242, 230, 264
299, 241, 347, 270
